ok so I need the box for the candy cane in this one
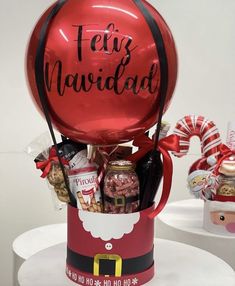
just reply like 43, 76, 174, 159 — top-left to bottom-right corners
173, 115, 222, 167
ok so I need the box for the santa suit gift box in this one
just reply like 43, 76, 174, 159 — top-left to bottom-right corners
32, 135, 177, 286
64, 140, 177, 286
25, 0, 179, 284
64, 133, 177, 286
66, 204, 155, 286
203, 159, 235, 236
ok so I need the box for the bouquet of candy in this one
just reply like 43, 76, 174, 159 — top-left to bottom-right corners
173, 115, 235, 235
31, 122, 173, 214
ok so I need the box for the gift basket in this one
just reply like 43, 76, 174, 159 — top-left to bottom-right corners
25, 0, 179, 285
173, 115, 235, 237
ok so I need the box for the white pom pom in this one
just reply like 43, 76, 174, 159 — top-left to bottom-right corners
207, 155, 217, 166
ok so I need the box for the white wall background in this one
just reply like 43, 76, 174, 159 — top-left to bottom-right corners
0, 0, 235, 285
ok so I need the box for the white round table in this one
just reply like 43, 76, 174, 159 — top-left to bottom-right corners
18, 239, 235, 286
13, 223, 67, 286
156, 199, 235, 269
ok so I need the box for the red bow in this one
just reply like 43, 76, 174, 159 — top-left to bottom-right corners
36, 147, 68, 178
214, 144, 235, 175
127, 134, 180, 219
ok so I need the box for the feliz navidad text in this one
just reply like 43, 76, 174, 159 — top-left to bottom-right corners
45, 23, 159, 95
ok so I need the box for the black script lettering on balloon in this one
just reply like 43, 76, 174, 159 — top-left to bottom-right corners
74, 23, 137, 65
44, 23, 159, 96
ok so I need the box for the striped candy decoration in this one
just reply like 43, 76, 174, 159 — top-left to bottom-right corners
173, 115, 222, 164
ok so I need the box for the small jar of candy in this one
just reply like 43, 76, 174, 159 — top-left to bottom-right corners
217, 159, 235, 196
103, 160, 140, 214
217, 175, 235, 196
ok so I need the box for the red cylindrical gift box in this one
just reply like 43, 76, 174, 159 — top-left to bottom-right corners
66, 204, 155, 285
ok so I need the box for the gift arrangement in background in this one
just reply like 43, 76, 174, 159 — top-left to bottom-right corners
173, 115, 235, 236
26, 0, 179, 285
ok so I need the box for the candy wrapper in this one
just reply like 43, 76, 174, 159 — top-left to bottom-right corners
44, 157, 70, 204
67, 149, 102, 212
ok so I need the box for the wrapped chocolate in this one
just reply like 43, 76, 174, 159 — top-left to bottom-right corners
103, 160, 140, 214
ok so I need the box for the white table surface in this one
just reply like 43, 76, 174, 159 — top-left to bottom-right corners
157, 199, 235, 269
13, 223, 67, 260
18, 239, 235, 286
13, 223, 67, 286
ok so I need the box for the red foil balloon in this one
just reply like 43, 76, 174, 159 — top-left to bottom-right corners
26, 0, 177, 145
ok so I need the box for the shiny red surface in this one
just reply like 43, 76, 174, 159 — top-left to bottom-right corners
26, 0, 177, 145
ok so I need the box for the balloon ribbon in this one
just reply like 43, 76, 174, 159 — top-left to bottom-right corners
127, 134, 180, 218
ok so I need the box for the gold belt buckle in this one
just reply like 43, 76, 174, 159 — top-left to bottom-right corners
114, 196, 125, 207
93, 254, 122, 277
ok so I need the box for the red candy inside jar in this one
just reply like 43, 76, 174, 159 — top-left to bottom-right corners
104, 160, 140, 214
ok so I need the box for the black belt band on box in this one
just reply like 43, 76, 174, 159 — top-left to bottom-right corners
67, 247, 154, 276
104, 194, 139, 207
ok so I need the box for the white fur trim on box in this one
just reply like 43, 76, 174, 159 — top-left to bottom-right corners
208, 200, 235, 212
78, 210, 140, 241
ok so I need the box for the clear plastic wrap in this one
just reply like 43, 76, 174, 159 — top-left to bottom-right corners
27, 133, 86, 210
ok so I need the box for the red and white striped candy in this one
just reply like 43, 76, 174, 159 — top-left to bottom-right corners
173, 115, 222, 161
